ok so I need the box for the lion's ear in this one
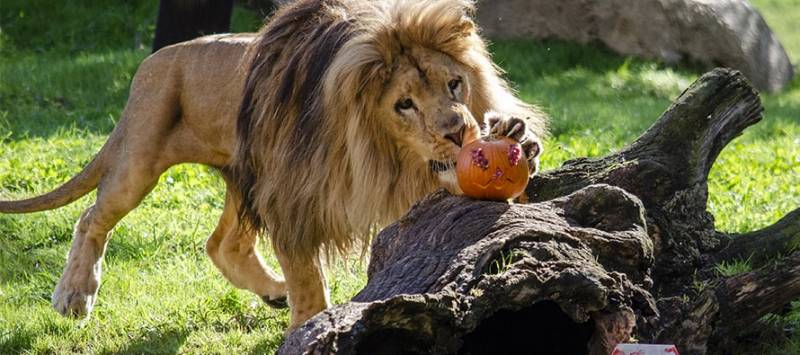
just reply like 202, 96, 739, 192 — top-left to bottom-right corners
323, 36, 389, 115
449, 16, 477, 42
371, 27, 403, 67
455, 0, 479, 35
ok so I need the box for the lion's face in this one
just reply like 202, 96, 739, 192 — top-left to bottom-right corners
377, 46, 482, 172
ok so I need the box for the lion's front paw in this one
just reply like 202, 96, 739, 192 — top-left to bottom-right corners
261, 294, 289, 309
52, 283, 97, 318
485, 112, 543, 173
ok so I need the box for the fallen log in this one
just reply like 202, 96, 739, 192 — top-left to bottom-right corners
278, 68, 799, 354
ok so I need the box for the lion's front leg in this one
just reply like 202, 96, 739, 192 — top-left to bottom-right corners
274, 245, 330, 330
52, 205, 105, 317
484, 112, 544, 175
206, 188, 288, 308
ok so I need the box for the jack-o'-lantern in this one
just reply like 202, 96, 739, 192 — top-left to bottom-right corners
456, 137, 530, 201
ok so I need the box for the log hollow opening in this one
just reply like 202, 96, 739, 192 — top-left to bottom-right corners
458, 301, 594, 355
354, 301, 593, 355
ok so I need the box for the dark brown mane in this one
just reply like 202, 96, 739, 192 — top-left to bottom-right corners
232, 0, 355, 235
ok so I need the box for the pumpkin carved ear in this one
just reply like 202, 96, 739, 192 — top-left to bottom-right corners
456, 137, 529, 201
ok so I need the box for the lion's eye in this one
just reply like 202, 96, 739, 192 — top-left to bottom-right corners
394, 98, 415, 113
448, 78, 462, 97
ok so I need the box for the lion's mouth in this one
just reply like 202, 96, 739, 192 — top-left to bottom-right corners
429, 160, 456, 173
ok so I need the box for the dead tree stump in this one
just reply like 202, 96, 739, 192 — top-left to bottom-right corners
278, 68, 799, 355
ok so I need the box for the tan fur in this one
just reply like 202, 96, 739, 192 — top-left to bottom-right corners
0, 0, 545, 329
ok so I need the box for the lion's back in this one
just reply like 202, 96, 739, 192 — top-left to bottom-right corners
122, 33, 258, 165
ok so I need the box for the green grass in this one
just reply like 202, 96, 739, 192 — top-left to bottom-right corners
714, 257, 754, 277
485, 249, 523, 275
1, 0, 798, 353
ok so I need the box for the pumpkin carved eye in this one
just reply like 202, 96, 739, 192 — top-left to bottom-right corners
508, 145, 522, 166
470, 148, 489, 170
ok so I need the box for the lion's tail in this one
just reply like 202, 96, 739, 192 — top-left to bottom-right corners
0, 149, 108, 214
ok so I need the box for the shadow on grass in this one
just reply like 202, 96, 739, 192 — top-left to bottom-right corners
110, 328, 190, 355
0, 215, 73, 284
492, 39, 633, 77
0, 49, 144, 141
249, 333, 286, 355
492, 40, 688, 141
3, 37, 795, 144
0, 326, 37, 354
491, 39, 799, 142
0, 1, 261, 142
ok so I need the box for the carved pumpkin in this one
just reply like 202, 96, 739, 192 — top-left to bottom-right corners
456, 137, 530, 201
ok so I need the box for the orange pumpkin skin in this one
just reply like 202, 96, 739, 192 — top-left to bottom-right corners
456, 137, 530, 201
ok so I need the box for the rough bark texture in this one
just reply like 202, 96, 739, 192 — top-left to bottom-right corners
282, 185, 655, 355
475, 0, 794, 93
279, 69, 799, 355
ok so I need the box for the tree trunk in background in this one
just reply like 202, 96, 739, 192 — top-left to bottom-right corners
277, 69, 800, 355
152, 0, 235, 53
238, 0, 285, 15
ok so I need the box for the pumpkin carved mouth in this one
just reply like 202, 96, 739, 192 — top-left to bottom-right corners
470, 167, 515, 189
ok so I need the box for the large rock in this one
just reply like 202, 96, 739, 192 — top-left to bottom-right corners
476, 0, 794, 92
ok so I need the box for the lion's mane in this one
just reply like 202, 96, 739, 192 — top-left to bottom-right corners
232, 0, 545, 259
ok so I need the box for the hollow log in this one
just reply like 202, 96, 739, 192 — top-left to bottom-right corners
278, 68, 799, 354
282, 185, 655, 355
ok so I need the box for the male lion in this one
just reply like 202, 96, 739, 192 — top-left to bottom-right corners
0, 0, 545, 329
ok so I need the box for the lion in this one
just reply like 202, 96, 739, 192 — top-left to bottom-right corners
0, 0, 545, 329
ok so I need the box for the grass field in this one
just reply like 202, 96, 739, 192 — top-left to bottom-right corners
1, 0, 798, 353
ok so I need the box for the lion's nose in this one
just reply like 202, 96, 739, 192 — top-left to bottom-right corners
441, 114, 466, 147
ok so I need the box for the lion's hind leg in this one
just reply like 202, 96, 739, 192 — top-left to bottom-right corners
52, 164, 161, 317
206, 188, 288, 307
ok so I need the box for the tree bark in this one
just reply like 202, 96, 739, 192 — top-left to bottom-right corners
715, 208, 800, 267
278, 68, 799, 355
282, 185, 655, 355
711, 252, 800, 349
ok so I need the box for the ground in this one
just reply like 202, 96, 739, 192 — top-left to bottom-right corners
0, 0, 797, 353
